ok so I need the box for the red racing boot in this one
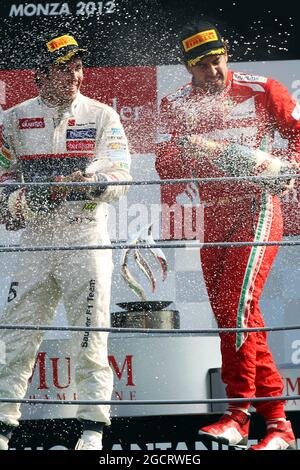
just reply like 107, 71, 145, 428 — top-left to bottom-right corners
248, 420, 296, 450
198, 409, 250, 448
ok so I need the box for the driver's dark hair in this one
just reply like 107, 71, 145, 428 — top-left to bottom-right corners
35, 65, 51, 87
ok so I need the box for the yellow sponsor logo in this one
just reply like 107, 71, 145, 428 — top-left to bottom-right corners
108, 142, 126, 150
183, 29, 218, 52
47, 35, 78, 52
1, 146, 13, 160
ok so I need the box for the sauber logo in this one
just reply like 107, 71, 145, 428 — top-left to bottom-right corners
182, 29, 218, 52
19, 118, 45, 129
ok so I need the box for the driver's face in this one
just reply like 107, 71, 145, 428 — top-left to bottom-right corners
187, 53, 228, 93
43, 56, 83, 103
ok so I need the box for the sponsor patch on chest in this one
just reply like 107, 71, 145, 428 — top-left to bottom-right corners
66, 140, 95, 151
66, 128, 96, 139
233, 72, 267, 83
19, 117, 45, 129
110, 127, 123, 136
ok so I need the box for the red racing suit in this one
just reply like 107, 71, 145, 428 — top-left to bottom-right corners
156, 70, 300, 419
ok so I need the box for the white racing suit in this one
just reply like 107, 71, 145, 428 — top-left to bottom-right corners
0, 92, 131, 427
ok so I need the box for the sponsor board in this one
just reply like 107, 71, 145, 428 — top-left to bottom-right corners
21, 335, 221, 419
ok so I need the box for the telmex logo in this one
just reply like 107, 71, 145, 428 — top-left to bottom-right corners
66, 140, 95, 151
66, 128, 96, 139
183, 29, 218, 52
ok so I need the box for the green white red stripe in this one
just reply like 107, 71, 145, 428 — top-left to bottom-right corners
236, 192, 273, 350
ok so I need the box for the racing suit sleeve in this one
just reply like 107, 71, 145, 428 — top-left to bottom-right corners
182, 80, 300, 193
265, 78, 300, 162
209, 79, 300, 193
0, 111, 19, 182
0, 111, 25, 229
86, 106, 132, 203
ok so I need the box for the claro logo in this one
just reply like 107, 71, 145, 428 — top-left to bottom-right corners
28, 351, 135, 389
19, 118, 45, 129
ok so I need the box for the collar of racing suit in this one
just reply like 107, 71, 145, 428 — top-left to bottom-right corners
190, 70, 233, 99
39, 91, 82, 125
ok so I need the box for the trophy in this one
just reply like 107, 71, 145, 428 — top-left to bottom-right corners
111, 225, 180, 329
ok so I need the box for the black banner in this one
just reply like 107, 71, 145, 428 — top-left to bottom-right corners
0, 0, 299, 69
6, 412, 300, 450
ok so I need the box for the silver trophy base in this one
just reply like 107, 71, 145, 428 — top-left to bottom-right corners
111, 301, 180, 329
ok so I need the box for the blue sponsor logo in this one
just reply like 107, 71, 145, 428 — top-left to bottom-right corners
2, 134, 10, 150
66, 128, 97, 139
110, 127, 122, 136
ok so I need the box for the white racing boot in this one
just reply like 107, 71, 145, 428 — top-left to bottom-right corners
248, 420, 296, 450
198, 409, 250, 448
0, 434, 9, 450
75, 430, 103, 450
